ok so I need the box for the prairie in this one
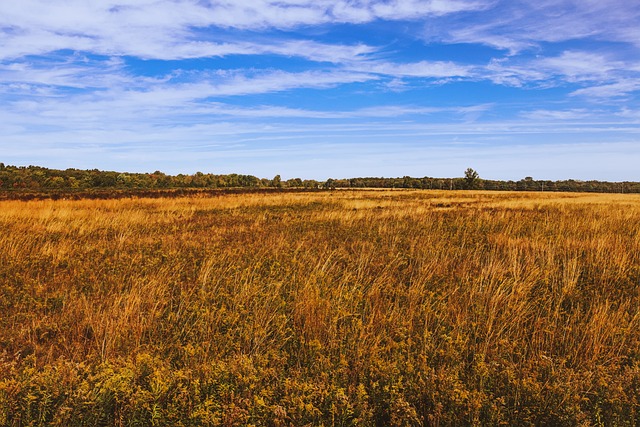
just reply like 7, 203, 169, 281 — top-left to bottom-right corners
1, 190, 639, 426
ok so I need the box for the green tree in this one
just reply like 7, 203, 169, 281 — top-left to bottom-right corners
464, 168, 480, 189
47, 176, 65, 188
324, 178, 335, 189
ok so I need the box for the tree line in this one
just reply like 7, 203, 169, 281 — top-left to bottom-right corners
0, 163, 637, 194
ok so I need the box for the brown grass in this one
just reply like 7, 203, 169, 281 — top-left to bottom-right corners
1, 190, 639, 426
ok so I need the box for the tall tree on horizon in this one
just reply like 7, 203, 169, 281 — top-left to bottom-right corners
464, 168, 480, 190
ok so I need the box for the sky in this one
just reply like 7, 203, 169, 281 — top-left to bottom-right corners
1, 0, 639, 181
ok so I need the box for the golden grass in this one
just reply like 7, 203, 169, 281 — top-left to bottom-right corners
1, 190, 640, 426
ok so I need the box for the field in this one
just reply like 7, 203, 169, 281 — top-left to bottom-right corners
1, 189, 640, 426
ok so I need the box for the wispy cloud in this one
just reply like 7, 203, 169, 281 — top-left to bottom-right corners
0, 56, 130, 90
352, 60, 473, 78
537, 51, 622, 82
0, 1, 483, 60
433, 0, 640, 52
521, 108, 596, 121
477, 50, 640, 98
571, 79, 640, 98
3, 68, 380, 128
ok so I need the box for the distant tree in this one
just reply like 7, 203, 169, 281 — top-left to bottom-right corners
324, 178, 335, 189
47, 176, 65, 188
272, 174, 282, 188
68, 176, 81, 189
287, 178, 303, 187
464, 168, 480, 189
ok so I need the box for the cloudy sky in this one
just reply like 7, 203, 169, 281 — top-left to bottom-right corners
1, 0, 639, 180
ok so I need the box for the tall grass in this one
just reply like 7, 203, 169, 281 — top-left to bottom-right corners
1, 190, 639, 426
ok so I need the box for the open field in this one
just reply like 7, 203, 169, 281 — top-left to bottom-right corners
1, 190, 640, 426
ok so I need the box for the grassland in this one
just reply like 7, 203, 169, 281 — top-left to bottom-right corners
1, 190, 639, 426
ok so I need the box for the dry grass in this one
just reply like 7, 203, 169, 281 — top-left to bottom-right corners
1, 190, 640, 426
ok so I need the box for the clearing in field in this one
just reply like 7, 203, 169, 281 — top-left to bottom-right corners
1, 190, 639, 426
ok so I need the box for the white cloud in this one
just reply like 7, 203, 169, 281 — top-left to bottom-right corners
571, 80, 640, 98
434, 0, 640, 52
126, 69, 376, 100
521, 109, 595, 121
1, 68, 380, 130
0, 28, 376, 63
482, 57, 547, 87
478, 50, 640, 93
617, 108, 640, 121
0, 56, 131, 90
0, 0, 483, 61
353, 60, 473, 78
537, 51, 622, 82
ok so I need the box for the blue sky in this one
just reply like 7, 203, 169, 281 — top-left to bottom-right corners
1, 0, 639, 180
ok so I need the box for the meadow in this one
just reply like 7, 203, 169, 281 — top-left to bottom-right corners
1, 189, 639, 426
